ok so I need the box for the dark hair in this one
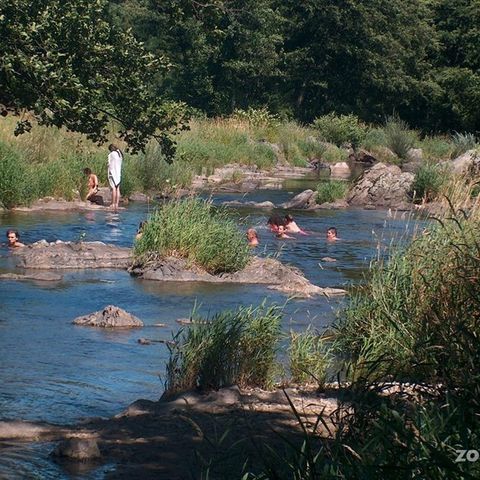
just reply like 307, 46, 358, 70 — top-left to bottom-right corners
6, 229, 19, 239
285, 214, 294, 222
108, 144, 123, 157
83, 167, 92, 175
327, 227, 337, 235
267, 215, 285, 227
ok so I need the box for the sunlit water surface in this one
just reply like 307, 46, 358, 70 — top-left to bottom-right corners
0, 185, 421, 478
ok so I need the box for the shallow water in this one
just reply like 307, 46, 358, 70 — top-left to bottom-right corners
0, 187, 420, 478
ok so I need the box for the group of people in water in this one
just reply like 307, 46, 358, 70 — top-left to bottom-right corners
246, 214, 338, 246
83, 144, 123, 210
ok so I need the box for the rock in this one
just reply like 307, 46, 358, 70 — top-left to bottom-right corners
52, 438, 101, 462
13, 241, 132, 269
407, 148, 423, 162
354, 149, 377, 165
0, 272, 63, 282
321, 257, 336, 262
330, 162, 351, 178
346, 163, 414, 208
96, 187, 111, 204
451, 149, 480, 175
222, 200, 276, 209
401, 161, 421, 173
128, 192, 150, 202
73, 305, 144, 328
316, 200, 349, 210
280, 189, 316, 209
129, 256, 346, 299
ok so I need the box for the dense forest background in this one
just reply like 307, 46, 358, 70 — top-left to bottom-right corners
109, 0, 480, 133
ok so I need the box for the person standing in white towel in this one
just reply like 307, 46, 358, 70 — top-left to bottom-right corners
107, 144, 123, 211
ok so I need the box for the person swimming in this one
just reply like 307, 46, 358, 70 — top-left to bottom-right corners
276, 225, 294, 239
326, 226, 339, 241
246, 228, 259, 246
267, 215, 285, 233
284, 214, 308, 235
5, 229, 25, 248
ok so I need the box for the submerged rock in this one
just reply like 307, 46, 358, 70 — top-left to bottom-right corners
279, 189, 317, 209
13, 241, 132, 269
73, 305, 144, 328
222, 200, 276, 209
52, 437, 101, 462
129, 256, 346, 298
0, 271, 63, 282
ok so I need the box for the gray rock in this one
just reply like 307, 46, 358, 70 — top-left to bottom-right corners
280, 189, 316, 209
330, 162, 351, 178
451, 149, 480, 174
0, 272, 63, 282
407, 148, 423, 162
52, 438, 101, 462
346, 163, 414, 208
129, 256, 346, 299
13, 241, 132, 269
73, 305, 144, 328
222, 200, 276, 209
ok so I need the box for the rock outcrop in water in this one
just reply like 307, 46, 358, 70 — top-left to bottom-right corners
129, 256, 346, 298
73, 305, 144, 328
13, 240, 132, 269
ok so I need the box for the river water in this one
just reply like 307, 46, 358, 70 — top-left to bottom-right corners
0, 182, 419, 478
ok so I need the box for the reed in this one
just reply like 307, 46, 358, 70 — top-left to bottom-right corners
134, 198, 250, 274
164, 304, 282, 396
316, 180, 348, 204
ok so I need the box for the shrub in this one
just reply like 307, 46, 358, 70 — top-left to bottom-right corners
384, 116, 417, 160
420, 135, 452, 161
362, 127, 387, 151
316, 180, 348, 204
164, 304, 282, 396
231, 107, 281, 129
410, 162, 447, 202
288, 328, 330, 388
134, 198, 250, 274
313, 113, 367, 148
450, 131, 477, 159
321, 144, 349, 163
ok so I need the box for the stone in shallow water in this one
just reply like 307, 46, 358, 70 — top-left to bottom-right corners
73, 305, 143, 328
52, 437, 101, 462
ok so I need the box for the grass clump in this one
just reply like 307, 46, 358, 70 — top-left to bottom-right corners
450, 131, 478, 159
288, 328, 331, 388
164, 304, 282, 396
410, 162, 447, 202
316, 180, 348, 204
384, 115, 417, 160
134, 198, 250, 274
313, 112, 367, 148
419, 135, 452, 161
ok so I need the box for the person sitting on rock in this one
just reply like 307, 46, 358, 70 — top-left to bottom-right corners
326, 227, 339, 241
276, 225, 294, 240
83, 168, 103, 205
284, 214, 308, 235
267, 215, 285, 233
246, 228, 259, 246
5, 229, 25, 248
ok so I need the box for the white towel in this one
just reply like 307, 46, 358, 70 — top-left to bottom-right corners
108, 150, 122, 187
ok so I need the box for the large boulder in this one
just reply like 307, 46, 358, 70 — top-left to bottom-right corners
129, 256, 346, 298
346, 163, 414, 208
13, 241, 132, 269
73, 305, 143, 328
279, 189, 317, 209
451, 150, 480, 175
52, 437, 101, 461
330, 162, 351, 178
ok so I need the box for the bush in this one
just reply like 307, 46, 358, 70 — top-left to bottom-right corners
288, 328, 330, 388
384, 116, 417, 160
450, 131, 477, 159
362, 127, 387, 151
134, 198, 250, 274
164, 304, 282, 396
410, 162, 447, 202
316, 180, 348, 204
321, 144, 349, 164
313, 113, 367, 148
420, 135, 452, 161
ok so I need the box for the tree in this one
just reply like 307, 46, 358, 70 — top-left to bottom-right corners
0, 0, 189, 156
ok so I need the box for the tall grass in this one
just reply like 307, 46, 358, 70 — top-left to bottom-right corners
313, 113, 368, 148
410, 162, 447, 202
288, 328, 331, 388
164, 304, 282, 396
316, 180, 348, 204
384, 116, 417, 160
450, 131, 478, 159
134, 198, 250, 274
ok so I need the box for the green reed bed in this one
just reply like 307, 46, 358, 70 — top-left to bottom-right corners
163, 304, 282, 396
316, 179, 348, 204
134, 198, 250, 274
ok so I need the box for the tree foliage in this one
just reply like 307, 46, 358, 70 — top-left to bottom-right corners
0, 0, 189, 156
